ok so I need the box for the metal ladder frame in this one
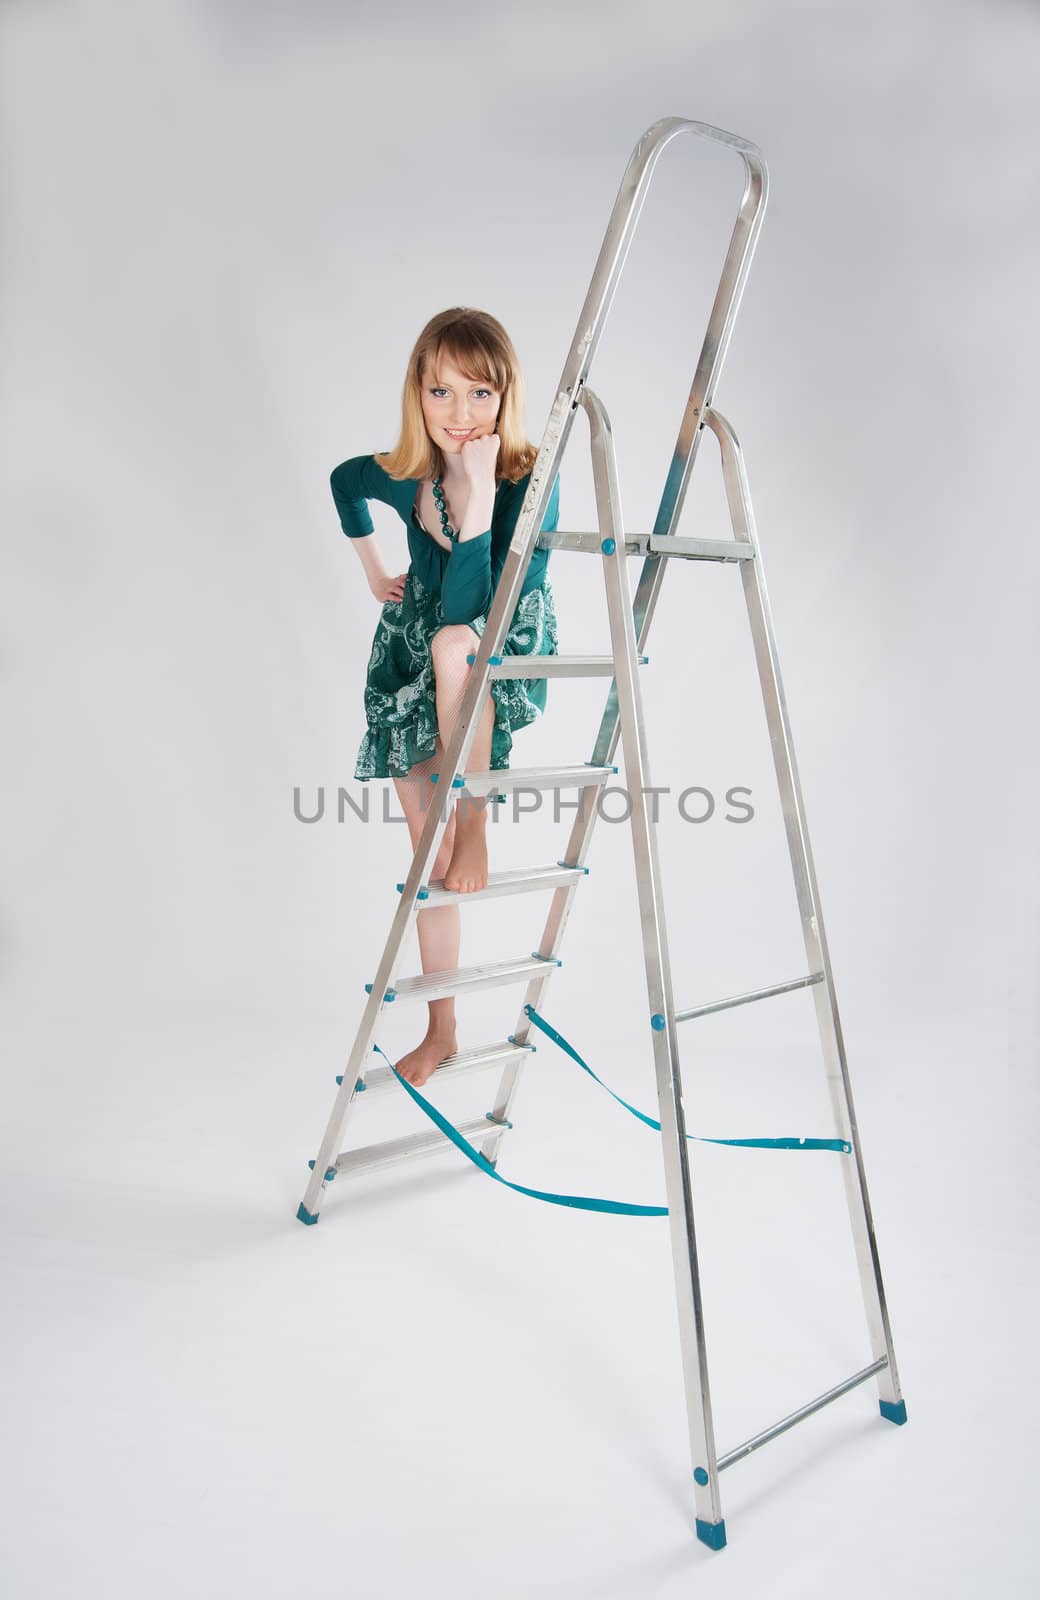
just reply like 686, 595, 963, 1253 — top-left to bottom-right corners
297, 116, 906, 1550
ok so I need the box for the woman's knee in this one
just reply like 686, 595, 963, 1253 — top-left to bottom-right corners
430, 623, 480, 675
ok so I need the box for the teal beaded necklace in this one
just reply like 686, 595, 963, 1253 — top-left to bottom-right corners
430, 474, 460, 544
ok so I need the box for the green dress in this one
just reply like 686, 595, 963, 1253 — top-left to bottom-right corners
329, 454, 561, 779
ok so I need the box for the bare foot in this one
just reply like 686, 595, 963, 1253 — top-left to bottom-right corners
443, 803, 488, 893
394, 1024, 459, 1087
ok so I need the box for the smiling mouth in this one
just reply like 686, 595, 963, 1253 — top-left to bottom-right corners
444, 428, 474, 438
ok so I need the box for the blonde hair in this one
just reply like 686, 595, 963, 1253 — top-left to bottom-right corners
375, 307, 538, 485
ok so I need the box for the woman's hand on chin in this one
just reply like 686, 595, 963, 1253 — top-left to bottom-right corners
460, 431, 500, 485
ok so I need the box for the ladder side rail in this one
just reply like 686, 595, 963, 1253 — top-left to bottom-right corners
590, 387, 725, 1538
479, 380, 670, 1149
650, 146, 768, 546
546, 114, 767, 462
497, 117, 768, 685
485, 384, 726, 1523
412, 459, 569, 1162
706, 405, 904, 1408
575, 153, 767, 781
618, 128, 767, 681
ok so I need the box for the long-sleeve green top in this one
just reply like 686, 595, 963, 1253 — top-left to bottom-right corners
330, 454, 560, 626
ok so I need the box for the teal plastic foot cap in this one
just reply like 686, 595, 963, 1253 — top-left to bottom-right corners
880, 1398, 908, 1425
296, 1202, 319, 1226
695, 1518, 727, 1551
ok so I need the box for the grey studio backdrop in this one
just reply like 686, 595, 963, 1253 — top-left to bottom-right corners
3, 2, 1036, 1598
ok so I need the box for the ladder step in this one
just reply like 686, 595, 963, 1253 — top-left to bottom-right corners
465, 652, 648, 677
433, 763, 616, 797
335, 1115, 512, 1181
368, 952, 561, 1004
356, 1037, 536, 1096
402, 861, 589, 907
537, 530, 754, 562
648, 534, 755, 563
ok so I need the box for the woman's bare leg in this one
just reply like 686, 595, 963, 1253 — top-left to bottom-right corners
430, 624, 496, 893
390, 742, 460, 1086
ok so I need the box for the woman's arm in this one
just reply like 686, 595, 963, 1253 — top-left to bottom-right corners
489, 473, 559, 598
457, 481, 496, 542
440, 472, 560, 625
330, 456, 381, 537
330, 455, 406, 602
351, 530, 391, 591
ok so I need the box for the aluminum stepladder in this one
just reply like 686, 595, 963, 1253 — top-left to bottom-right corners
297, 116, 906, 1550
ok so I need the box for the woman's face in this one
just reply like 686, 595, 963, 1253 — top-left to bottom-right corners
419, 354, 501, 458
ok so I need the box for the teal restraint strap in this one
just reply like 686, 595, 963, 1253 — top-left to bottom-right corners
369, 1006, 849, 1218
522, 1004, 852, 1154
371, 1041, 668, 1215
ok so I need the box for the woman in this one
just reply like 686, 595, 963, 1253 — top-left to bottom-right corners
330, 307, 561, 1086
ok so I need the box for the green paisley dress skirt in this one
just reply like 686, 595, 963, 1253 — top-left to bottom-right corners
354, 568, 559, 780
